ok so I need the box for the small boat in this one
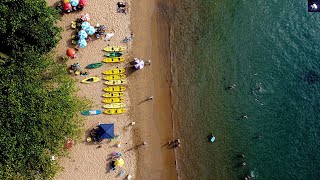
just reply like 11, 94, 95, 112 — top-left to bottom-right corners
81, 110, 102, 116
103, 103, 125, 109
103, 46, 126, 52
102, 57, 125, 63
86, 62, 103, 69
103, 97, 125, 103
104, 108, 126, 115
104, 79, 127, 85
104, 74, 126, 80
103, 86, 126, 92
102, 68, 126, 75
103, 92, 124, 98
81, 77, 100, 84
105, 52, 123, 57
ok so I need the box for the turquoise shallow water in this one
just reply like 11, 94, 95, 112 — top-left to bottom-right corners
170, 0, 320, 179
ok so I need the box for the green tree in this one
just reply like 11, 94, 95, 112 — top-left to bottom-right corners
0, 0, 61, 55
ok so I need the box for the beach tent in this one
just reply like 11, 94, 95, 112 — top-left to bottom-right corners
115, 158, 124, 167
98, 124, 114, 139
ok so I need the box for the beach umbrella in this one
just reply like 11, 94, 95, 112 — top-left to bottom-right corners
81, 22, 90, 30
70, 0, 79, 6
66, 48, 77, 58
134, 58, 144, 70
86, 26, 96, 35
80, 13, 90, 21
63, 0, 70, 3
79, 0, 87, 6
63, 2, 72, 12
78, 30, 88, 39
114, 158, 124, 167
78, 39, 87, 48
98, 124, 114, 139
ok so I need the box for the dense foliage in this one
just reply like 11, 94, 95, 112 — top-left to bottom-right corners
0, 0, 87, 179
0, 0, 61, 55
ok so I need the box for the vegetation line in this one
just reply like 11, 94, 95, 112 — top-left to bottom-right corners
0, 0, 87, 178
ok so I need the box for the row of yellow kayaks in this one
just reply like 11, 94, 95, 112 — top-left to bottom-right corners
103, 92, 124, 97
103, 97, 125, 103
103, 46, 126, 52
104, 108, 126, 115
102, 57, 125, 63
103, 68, 125, 75
104, 74, 126, 80
103, 86, 126, 92
102, 55, 127, 114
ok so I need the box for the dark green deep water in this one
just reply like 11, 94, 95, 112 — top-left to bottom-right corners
170, 1, 320, 179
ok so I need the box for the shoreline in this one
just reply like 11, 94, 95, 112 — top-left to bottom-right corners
130, 0, 178, 179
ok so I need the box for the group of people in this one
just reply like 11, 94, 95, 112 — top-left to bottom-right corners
68, 62, 88, 76
88, 127, 102, 143
117, 2, 128, 14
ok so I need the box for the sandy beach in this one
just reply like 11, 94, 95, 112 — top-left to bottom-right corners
46, 0, 177, 179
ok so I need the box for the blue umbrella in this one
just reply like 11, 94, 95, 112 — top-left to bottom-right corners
78, 39, 87, 48
81, 22, 90, 30
70, 0, 79, 6
78, 30, 88, 39
86, 26, 96, 35
98, 124, 114, 139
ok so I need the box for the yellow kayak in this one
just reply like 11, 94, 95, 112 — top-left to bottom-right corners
104, 79, 127, 85
103, 86, 126, 92
103, 103, 125, 109
103, 97, 125, 103
102, 68, 126, 75
102, 57, 125, 63
103, 92, 124, 98
104, 108, 126, 115
81, 77, 100, 84
104, 74, 126, 80
103, 46, 126, 52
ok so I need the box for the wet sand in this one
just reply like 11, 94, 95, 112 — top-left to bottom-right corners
130, 0, 177, 179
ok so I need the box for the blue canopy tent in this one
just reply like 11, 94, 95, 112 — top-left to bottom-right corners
98, 124, 114, 139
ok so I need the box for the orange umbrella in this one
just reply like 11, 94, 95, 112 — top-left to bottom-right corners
66, 48, 77, 58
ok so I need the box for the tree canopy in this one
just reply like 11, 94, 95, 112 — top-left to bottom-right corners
0, 0, 61, 55
0, 0, 86, 179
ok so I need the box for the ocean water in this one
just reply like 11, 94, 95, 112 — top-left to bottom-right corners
170, 0, 320, 179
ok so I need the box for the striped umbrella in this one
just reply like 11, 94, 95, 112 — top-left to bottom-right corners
81, 22, 90, 30
70, 0, 79, 6
134, 58, 144, 70
78, 39, 87, 48
86, 26, 96, 35
78, 30, 88, 39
